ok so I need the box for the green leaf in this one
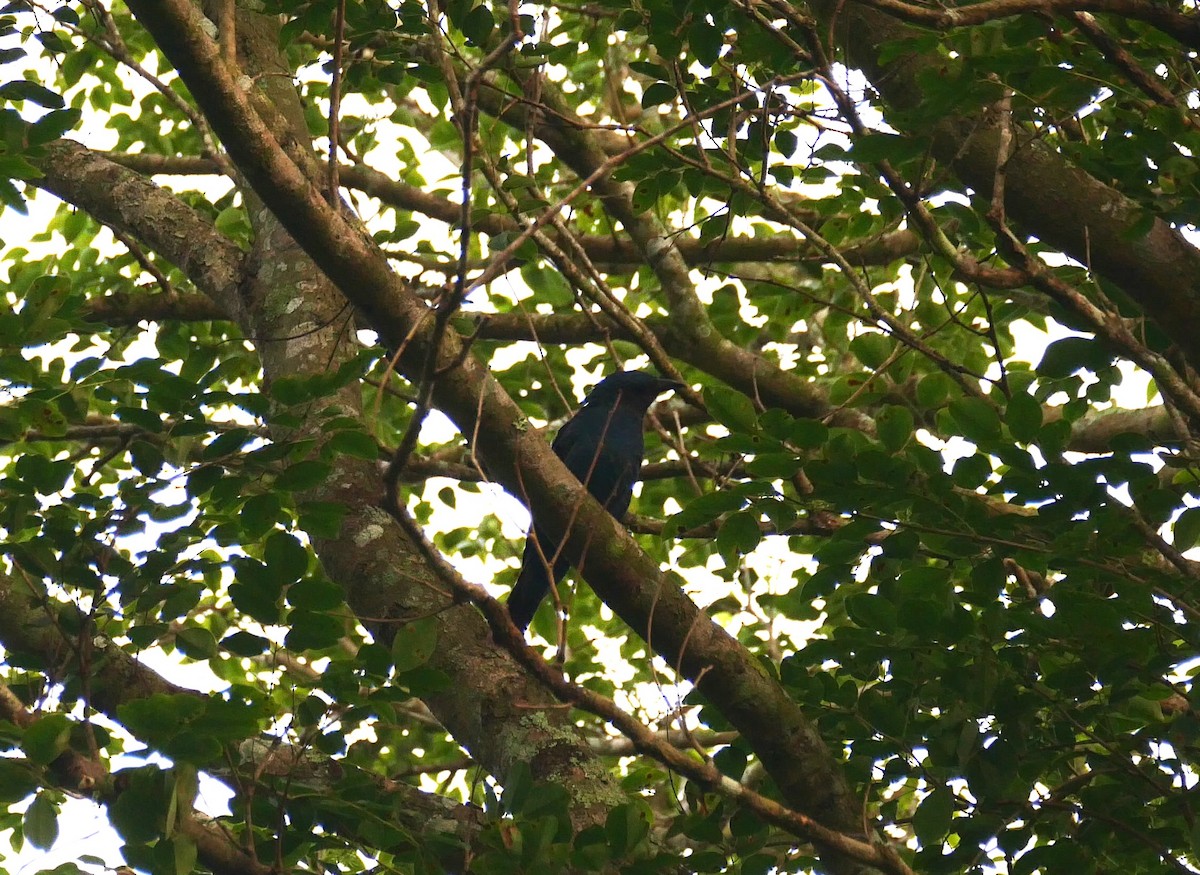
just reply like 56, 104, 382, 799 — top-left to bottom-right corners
774, 129, 799, 158
614, 8, 643, 30
631, 177, 659, 212
713, 745, 748, 778
1005, 391, 1042, 442
14, 454, 72, 494
263, 531, 309, 584
850, 332, 892, 369
876, 405, 914, 453
229, 558, 283, 623
396, 666, 452, 697
688, 20, 724, 66
28, 107, 80, 144
175, 626, 218, 660
22, 714, 71, 765
326, 429, 379, 460
220, 630, 269, 657
520, 264, 574, 307
667, 487, 749, 536
110, 767, 168, 843
717, 511, 762, 556
851, 132, 925, 164
1013, 841, 1088, 874
789, 418, 828, 449
202, 428, 252, 459
916, 372, 953, 407
0, 80, 64, 108
119, 695, 205, 742
194, 698, 262, 743
296, 694, 329, 726
1174, 507, 1200, 552
0, 176, 27, 212
461, 5, 494, 44
503, 760, 533, 814
1037, 335, 1113, 378
297, 500, 346, 539
392, 615, 440, 672
287, 577, 344, 610
0, 759, 38, 803
952, 453, 991, 489
0, 154, 42, 180
741, 853, 775, 875
641, 82, 677, 108
240, 493, 282, 538
628, 61, 670, 80
269, 375, 316, 405
912, 787, 953, 843
704, 384, 756, 434
948, 397, 1002, 443
23, 791, 58, 850
846, 593, 896, 632
605, 802, 650, 856
744, 452, 801, 478
285, 610, 345, 652
275, 459, 332, 492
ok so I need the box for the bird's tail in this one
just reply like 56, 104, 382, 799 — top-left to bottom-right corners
507, 536, 568, 630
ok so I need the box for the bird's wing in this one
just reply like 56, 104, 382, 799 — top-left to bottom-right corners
549, 408, 586, 456
558, 425, 639, 517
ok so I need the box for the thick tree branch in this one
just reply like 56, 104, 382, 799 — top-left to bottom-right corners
81, 287, 229, 323
855, 0, 1200, 48
30, 140, 247, 321
801, 0, 1200, 372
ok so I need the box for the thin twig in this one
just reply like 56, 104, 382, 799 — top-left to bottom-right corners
327, 0, 347, 205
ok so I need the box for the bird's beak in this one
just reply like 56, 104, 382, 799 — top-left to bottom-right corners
656, 379, 685, 396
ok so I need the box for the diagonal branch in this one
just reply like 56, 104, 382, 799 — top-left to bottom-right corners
31, 140, 247, 321
855, 0, 1200, 48
799, 0, 1200, 372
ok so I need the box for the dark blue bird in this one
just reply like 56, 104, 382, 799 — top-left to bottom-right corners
507, 371, 683, 631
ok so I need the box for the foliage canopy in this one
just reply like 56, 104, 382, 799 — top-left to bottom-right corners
0, 0, 1199, 874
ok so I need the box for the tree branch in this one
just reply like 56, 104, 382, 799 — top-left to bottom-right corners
802, 0, 1200, 372
107, 151, 920, 268
856, 0, 1200, 48
31, 140, 247, 321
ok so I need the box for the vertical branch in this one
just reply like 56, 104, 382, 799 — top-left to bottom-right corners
985, 80, 1015, 225
213, 0, 236, 67
327, 0, 347, 206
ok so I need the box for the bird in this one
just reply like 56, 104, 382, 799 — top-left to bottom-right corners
507, 370, 684, 631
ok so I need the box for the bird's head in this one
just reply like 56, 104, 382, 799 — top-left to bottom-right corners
583, 370, 684, 411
